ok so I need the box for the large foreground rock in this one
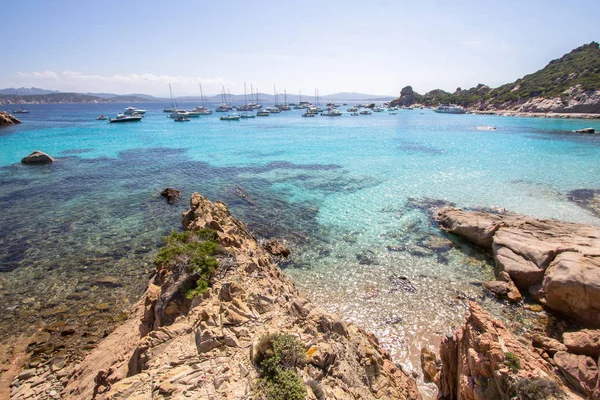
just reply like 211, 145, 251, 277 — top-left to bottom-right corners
62, 193, 421, 399
21, 151, 55, 165
437, 207, 600, 326
0, 111, 21, 126
438, 302, 572, 399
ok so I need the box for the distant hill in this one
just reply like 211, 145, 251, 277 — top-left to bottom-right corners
391, 41, 600, 114
178, 92, 394, 103
0, 87, 394, 105
0, 87, 60, 95
319, 92, 395, 101
0, 92, 150, 105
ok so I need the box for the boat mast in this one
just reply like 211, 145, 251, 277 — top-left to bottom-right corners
199, 83, 205, 108
169, 83, 174, 108
284, 89, 287, 106
273, 85, 277, 106
244, 82, 247, 105
299, 89, 302, 104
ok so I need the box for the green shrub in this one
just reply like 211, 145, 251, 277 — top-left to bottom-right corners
255, 333, 307, 377
255, 369, 306, 400
504, 352, 521, 373
154, 229, 219, 299
253, 333, 307, 400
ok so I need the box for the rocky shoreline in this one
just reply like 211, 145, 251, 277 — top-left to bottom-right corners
7, 196, 600, 399
0, 111, 21, 126
433, 207, 600, 399
10, 194, 421, 399
467, 109, 600, 120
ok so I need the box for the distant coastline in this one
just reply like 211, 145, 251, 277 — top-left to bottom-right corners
0, 91, 395, 106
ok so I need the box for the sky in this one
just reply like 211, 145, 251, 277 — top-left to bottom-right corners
1, 0, 598, 97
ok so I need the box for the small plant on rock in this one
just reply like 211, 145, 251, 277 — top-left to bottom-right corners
504, 352, 521, 373
253, 333, 307, 400
154, 229, 219, 299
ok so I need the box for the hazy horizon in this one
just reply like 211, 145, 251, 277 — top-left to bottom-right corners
1, 0, 598, 97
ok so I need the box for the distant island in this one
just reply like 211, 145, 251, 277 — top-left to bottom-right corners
391, 41, 600, 117
0, 89, 395, 106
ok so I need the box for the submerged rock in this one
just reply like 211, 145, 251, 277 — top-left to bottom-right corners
21, 150, 55, 165
160, 187, 181, 204
263, 238, 291, 257
567, 188, 600, 217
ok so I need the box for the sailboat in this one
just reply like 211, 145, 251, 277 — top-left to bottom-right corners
216, 86, 233, 112
308, 88, 323, 114
236, 83, 253, 111
12, 91, 29, 113
293, 89, 303, 109
164, 84, 177, 113
267, 85, 281, 113
190, 84, 212, 115
279, 89, 291, 111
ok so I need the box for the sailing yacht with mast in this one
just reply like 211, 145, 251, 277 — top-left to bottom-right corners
293, 90, 303, 109
216, 86, 233, 112
236, 83, 254, 111
279, 89, 291, 111
266, 85, 281, 113
190, 84, 212, 115
164, 84, 177, 113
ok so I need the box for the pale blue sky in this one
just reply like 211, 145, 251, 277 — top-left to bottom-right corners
1, 0, 598, 96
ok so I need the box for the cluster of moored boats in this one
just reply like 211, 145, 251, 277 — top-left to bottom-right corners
96, 103, 466, 123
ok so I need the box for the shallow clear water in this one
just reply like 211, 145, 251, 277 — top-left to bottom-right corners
1, 103, 600, 386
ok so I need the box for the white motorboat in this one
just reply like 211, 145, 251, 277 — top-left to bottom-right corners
321, 108, 342, 117
109, 113, 142, 123
124, 106, 146, 115
434, 104, 465, 114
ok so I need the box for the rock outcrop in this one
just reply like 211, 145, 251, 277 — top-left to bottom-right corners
438, 302, 572, 399
390, 86, 418, 107
0, 111, 21, 126
573, 127, 596, 133
58, 193, 421, 399
437, 207, 600, 327
21, 151, 55, 165
160, 187, 181, 204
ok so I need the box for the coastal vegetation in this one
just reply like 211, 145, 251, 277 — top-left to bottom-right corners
154, 229, 219, 299
253, 333, 307, 400
391, 42, 600, 109
504, 352, 521, 373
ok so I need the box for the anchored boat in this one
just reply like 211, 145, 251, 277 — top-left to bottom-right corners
433, 104, 465, 114
109, 114, 142, 123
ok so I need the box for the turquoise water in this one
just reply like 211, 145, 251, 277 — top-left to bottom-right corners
1, 103, 600, 382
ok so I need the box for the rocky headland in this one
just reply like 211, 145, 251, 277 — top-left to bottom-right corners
0, 111, 21, 126
10, 193, 421, 399
8, 196, 600, 399
390, 42, 600, 120
434, 207, 600, 399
